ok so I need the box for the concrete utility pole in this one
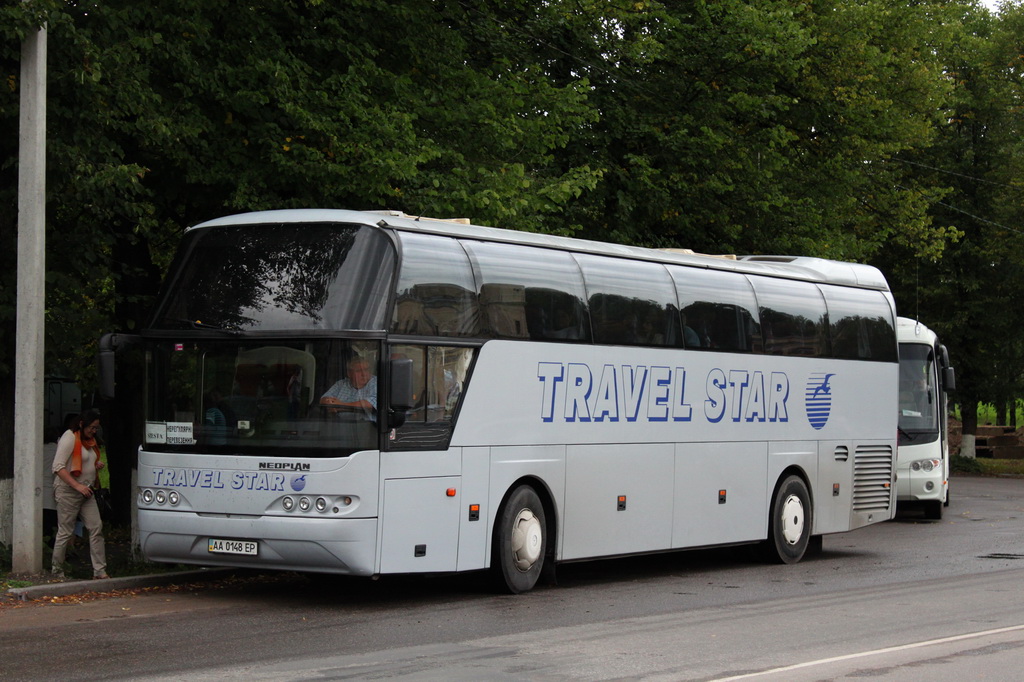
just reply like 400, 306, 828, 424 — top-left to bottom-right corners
12, 16, 47, 574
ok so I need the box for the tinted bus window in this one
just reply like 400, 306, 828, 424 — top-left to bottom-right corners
146, 339, 379, 456
671, 267, 761, 352
574, 254, 680, 347
750, 276, 828, 357
389, 344, 474, 450
391, 233, 482, 337
898, 343, 938, 433
820, 285, 897, 361
157, 223, 395, 332
463, 241, 591, 342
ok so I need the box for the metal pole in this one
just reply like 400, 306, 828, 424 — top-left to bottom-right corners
13, 18, 47, 575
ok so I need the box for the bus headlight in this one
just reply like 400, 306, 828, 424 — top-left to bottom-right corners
911, 459, 941, 472
277, 495, 356, 514
155, 490, 167, 505
168, 491, 180, 506
141, 489, 154, 504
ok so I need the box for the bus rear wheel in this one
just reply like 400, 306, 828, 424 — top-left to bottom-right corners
494, 485, 547, 594
765, 475, 811, 564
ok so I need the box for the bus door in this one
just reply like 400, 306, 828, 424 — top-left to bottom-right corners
378, 344, 475, 573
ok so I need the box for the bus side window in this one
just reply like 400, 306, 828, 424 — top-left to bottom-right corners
464, 241, 591, 343
388, 344, 474, 450
749, 276, 828, 357
525, 289, 587, 341
391, 233, 482, 337
820, 285, 897, 362
671, 267, 761, 353
574, 254, 680, 348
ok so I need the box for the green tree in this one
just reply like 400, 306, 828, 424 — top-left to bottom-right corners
879, 1, 1024, 450
3, 0, 1015, 544
0, 0, 602, 529
555, 0, 955, 259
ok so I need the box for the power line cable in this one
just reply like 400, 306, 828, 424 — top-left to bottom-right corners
894, 183, 1023, 236
934, 200, 1023, 235
891, 157, 1020, 189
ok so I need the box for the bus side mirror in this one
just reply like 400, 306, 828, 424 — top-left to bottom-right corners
98, 333, 141, 399
943, 366, 956, 392
388, 358, 414, 429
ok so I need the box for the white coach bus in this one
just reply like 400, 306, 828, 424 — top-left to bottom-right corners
107, 209, 899, 592
896, 317, 956, 519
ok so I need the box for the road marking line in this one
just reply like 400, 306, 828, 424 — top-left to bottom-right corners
714, 623, 1024, 680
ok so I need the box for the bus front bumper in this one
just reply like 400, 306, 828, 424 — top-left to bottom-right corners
896, 467, 946, 503
138, 509, 379, 576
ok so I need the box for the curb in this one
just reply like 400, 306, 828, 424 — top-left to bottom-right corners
6, 567, 238, 601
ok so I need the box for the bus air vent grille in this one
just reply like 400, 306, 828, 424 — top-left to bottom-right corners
852, 445, 893, 512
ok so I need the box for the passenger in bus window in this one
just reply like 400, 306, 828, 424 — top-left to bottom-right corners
321, 356, 378, 415
203, 388, 235, 444
682, 312, 701, 348
700, 319, 714, 348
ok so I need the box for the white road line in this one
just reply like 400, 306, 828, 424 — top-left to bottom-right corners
714, 623, 1024, 681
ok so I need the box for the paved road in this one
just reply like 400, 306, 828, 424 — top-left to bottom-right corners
5, 475, 1024, 681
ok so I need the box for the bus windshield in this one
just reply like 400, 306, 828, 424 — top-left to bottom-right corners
898, 343, 938, 436
144, 339, 381, 456
153, 222, 395, 332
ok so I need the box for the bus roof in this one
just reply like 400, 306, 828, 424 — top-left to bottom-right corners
897, 317, 939, 345
189, 208, 891, 291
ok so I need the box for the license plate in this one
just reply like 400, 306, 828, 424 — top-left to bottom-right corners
208, 538, 258, 556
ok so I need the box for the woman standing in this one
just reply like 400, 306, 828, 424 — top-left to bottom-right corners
50, 409, 108, 579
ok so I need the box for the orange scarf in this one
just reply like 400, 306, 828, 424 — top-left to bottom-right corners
70, 432, 100, 478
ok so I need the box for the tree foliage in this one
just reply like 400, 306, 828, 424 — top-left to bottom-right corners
877, 1, 1024, 425
1, 0, 1022, 487
557, 0, 956, 260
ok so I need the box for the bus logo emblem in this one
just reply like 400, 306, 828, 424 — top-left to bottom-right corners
290, 475, 307, 492
805, 373, 835, 430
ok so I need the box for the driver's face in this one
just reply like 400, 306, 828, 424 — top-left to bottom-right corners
348, 361, 371, 389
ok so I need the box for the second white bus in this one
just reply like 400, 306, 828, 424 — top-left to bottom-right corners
896, 317, 956, 519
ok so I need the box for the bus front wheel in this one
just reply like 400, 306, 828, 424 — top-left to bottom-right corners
494, 485, 547, 594
765, 475, 811, 564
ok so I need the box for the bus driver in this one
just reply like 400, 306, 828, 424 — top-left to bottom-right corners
320, 356, 377, 414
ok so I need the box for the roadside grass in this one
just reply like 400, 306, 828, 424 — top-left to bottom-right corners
951, 456, 1024, 477
951, 456, 985, 475
977, 458, 1024, 476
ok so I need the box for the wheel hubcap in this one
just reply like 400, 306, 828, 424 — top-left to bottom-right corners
510, 508, 543, 571
780, 494, 805, 546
